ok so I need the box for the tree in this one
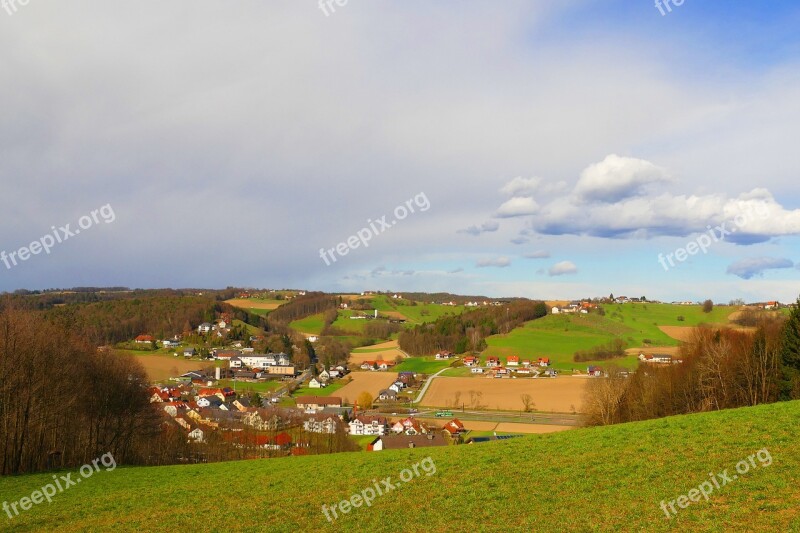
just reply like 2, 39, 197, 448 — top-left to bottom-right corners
779, 297, 800, 400
703, 300, 714, 313
520, 393, 534, 412
356, 391, 374, 410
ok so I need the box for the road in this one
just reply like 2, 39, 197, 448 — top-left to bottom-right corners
411, 367, 449, 403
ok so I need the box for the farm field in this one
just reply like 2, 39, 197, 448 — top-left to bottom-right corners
349, 340, 405, 365
333, 372, 399, 403
482, 303, 736, 371
393, 357, 453, 374
413, 418, 573, 434
4, 401, 796, 531
292, 379, 349, 398
218, 379, 282, 394
420, 376, 587, 413
132, 355, 203, 382
224, 298, 284, 315
289, 313, 326, 335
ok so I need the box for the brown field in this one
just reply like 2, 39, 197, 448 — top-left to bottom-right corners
334, 372, 399, 403
225, 299, 282, 310
134, 355, 202, 382
495, 422, 574, 434
625, 346, 681, 356
420, 377, 586, 413
349, 340, 406, 365
658, 325, 698, 342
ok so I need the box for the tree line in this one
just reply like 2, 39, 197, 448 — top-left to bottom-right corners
398, 300, 548, 356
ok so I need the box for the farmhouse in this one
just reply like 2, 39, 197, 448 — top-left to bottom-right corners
486, 356, 500, 368
135, 334, 155, 344
309, 378, 326, 389
442, 418, 466, 437
295, 396, 343, 412
463, 356, 478, 367
435, 351, 454, 360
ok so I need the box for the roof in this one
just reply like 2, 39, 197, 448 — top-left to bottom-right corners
295, 396, 342, 407
376, 434, 448, 450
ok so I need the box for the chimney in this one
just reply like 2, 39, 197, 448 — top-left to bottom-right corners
215, 366, 221, 380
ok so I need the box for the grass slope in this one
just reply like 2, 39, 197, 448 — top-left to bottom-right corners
2, 402, 798, 531
483, 304, 735, 371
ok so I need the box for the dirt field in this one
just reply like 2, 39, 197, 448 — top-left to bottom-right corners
494, 422, 574, 434
420, 377, 586, 413
224, 299, 281, 310
349, 340, 406, 365
334, 372, 399, 403
625, 346, 682, 356
658, 326, 699, 342
134, 355, 202, 382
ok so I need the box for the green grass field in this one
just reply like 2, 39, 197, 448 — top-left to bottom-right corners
1, 401, 797, 531
217, 379, 282, 394
393, 357, 454, 374
482, 304, 736, 371
289, 313, 326, 335
292, 379, 349, 398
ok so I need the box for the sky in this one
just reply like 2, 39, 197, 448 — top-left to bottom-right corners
1, 0, 799, 303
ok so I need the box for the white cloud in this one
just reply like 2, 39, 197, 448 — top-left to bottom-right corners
574, 154, 671, 203
726, 257, 794, 280
548, 261, 578, 276
477, 257, 512, 268
524, 250, 551, 259
458, 221, 500, 236
496, 197, 539, 218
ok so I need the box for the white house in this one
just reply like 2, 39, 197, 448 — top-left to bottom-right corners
188, 428, 205, 443
348, 415, 388, 436
309, 378, 326, 389
197, 323, 213, 334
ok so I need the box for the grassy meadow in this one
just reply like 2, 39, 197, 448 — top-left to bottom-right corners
1, 401, 797, 531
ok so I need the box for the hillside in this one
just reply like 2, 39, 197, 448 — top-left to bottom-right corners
483, 303, 737, 370
1, 402, 797, 531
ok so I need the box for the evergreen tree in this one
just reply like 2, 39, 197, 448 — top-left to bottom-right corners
779, 296, 800, 400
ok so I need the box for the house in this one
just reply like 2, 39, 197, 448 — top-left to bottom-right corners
308, 378, 326, 389
213, 349, 242, 360
188, 428, 205, 443
435, 351, 454, 360
764, 301, 779, 310
522, 359, 532, 367
183, 347, 197, 358
243, 409, 283, 431
587, 366, 603, 377
135, 334, 155, 344
162, 339, 181, 349
369, 433, 448, 451
397, 372, 415, 385
391, 417, 427, 435
463, 356, 478, 367
318, 370, 330, 382
303, 413, 340, 434
349, 415, 388, 436
361, 361, 377, 371
506, 356, 520, 366
543, 369, 558, 378
377, 389, 398, 402
551, 306, 561, 314
496, 367, 510, 377
442, 418, 466, 437
515, 367, 531, 375
486, 356, 500, 368
388, 383, 402, 393
537, 358, 551, 367
378, 361, 396, 371
196, 396, 223, 408
295, 396, 342, 412
470, 367, 484, 374
197, 323, 213, 334
328, 369, 341, 379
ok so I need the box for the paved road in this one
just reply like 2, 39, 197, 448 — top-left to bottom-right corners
411, 367, 450, 403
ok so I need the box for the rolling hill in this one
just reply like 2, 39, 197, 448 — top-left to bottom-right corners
1, 401, 797, 531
